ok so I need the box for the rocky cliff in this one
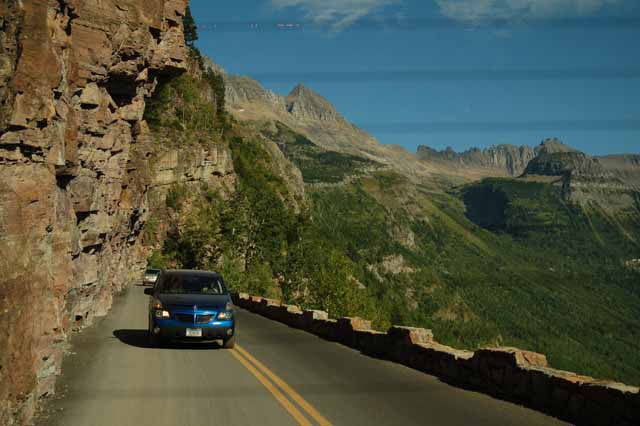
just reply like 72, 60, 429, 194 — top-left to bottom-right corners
0, 1, 198, 424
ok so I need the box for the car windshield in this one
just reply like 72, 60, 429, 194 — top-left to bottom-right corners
146, 269, 160, 275
157, 274, 225, 295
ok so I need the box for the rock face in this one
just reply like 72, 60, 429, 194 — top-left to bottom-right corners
0, 1, 192, 424
417, 144, 536, 176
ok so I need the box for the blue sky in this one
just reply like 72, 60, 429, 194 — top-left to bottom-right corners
190, 0, 640, 156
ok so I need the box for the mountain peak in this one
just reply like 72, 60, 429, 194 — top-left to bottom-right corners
535, 138, 578, 155
288, 83, 310, 95
286, 83, 341, 122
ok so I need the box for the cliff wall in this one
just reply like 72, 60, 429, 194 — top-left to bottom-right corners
0, 1, 194, 424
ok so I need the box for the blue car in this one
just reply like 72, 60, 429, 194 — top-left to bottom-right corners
144, 269, 235, 348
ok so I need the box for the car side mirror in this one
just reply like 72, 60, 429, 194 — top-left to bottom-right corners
144, 288, 154, 296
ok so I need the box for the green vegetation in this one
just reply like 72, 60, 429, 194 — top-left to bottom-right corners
149, 133, 379, 315
182, 6, 198, 47
301, 175, 640, 385
144, 73, 227, 141
204, 69, 226, 118
143, 8, 640, 386
265, 122, 379, 183
144, 14, 227, 142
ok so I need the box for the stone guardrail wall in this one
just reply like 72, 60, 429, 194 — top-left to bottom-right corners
232, 293, 639, 426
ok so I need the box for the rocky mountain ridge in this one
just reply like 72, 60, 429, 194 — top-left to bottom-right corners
223, 71, 640, 193
416, 138, 580, 177
223, 73, 501, 185
417, 137, 640, 211
417, 144, 536, 176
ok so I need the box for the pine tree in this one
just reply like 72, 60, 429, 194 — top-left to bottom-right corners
183, 6, 198, 47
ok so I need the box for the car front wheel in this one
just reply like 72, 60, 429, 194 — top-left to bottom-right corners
148, 320, 162, 347
148, 330, 161, 347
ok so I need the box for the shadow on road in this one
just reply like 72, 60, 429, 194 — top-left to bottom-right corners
113, 329, 223, 350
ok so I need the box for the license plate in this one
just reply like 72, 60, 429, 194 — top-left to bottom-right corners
186, 328, 202, 337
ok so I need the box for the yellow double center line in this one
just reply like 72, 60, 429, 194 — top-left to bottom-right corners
230, 344, 332, 426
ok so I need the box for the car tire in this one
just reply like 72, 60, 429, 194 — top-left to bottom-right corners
148, 330, 161, 347
222, 335, 235, 349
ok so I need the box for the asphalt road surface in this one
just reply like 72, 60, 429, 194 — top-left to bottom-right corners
36, 286, 568, 426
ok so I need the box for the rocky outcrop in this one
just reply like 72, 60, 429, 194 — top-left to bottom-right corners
524, 151, 612, 181
0, 1, 191, 424
236, 293, 640, 426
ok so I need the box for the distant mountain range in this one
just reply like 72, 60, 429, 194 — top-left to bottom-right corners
219, 63, 640, 204
416, 138, 577, 176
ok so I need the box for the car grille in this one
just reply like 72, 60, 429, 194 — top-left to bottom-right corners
196, 314, 214, 324
172, 313, 215, 324
174, 314, 194, 323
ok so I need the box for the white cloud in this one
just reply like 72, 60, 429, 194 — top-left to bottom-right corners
270, 0, 400, 31
435, 0, 622, 23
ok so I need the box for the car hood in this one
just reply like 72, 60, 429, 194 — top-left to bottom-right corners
157, 293, 230, 310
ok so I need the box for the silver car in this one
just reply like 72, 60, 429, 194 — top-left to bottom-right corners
143, 268, 162, 286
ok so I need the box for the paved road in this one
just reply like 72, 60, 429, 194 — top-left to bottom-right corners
36, 286, 568, 426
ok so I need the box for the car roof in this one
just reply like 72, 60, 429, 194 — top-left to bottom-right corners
162, 269, 222, 278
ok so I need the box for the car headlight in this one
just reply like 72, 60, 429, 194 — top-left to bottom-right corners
217, 311, 232, 320
155, 310, 171, 318
217, 303, 234, 320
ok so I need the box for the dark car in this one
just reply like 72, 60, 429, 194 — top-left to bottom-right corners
144, 269, 235, 348
143, 268, 162, 286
